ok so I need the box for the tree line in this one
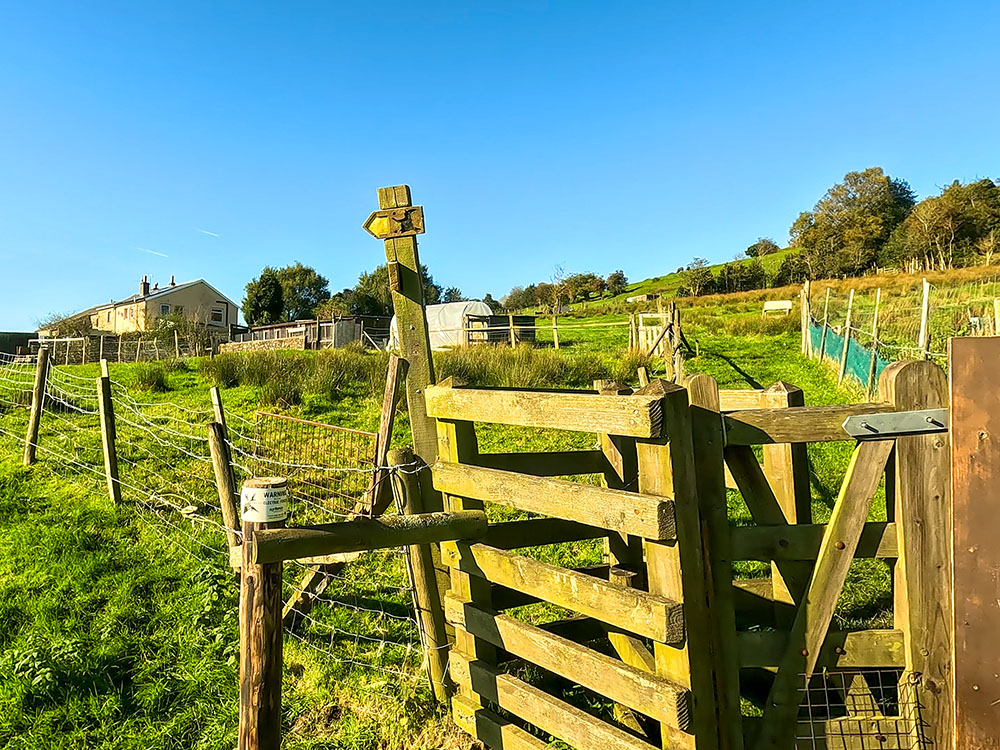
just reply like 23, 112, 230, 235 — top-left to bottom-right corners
679, 168, 1000, 297
501, 270, 628, 311
241, 262, 503, 326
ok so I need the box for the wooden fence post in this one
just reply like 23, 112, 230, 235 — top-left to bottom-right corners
837, 289, 855, 386
865, 288, 882, 397
99, 335, 104, 362
366, 185, 441, 510
96, 360, 121, 503
818, 288, 831, 360
918, 278, 930, 359
949, 338, 1000, 748
672, 307, 684, 384
174, 329, 181, 358
507, 313, 516, 347
23, 346, 49, 466
387, 447, 450, 702
367, 354, 409, 516
552, 315, 559, 350
239, 477, 287, 750
208, 422, 243, 550
117, 336, 122, 362
800, 280, 811, 354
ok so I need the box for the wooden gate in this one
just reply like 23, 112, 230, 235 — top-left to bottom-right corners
422, 360, 953, 750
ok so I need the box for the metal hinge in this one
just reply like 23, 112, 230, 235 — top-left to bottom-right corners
842, 408, 949, 440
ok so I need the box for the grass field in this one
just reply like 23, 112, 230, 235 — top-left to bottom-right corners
0, 326, 899, 748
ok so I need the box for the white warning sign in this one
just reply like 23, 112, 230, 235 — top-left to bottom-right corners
240, 484, 289, 523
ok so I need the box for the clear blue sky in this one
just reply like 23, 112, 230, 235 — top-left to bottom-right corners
1, 1, 997, 330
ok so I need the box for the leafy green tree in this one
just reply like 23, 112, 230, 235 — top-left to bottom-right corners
482, 293, 503, 313
685, 266, 716, 296
274, 263, 331, 321
791, 167, 916, 278
502, 286, 535, 311
606, 270, 628, 296
746, 238, 781, 257
345, 263, 443, 316
242, 269, 284, 325
770, 252, 808, 287
883, 178, 1000, 269
564, 273, 606, 302
443, 287, 466, 303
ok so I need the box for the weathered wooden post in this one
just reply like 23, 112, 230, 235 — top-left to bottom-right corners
23, 346, 49, 466
174, 329, 181, 358
672, 306, 684, 384
551, 315, 559, 350
818, 287, 831, 361
96, 360, 121, 503
208, 422, 243, 550
837, 288, 855, 386
363, 185, 441, 510
507, 313, 516, 347
387, 447, 450, 702
865, 287, 882, 397
949, 338, 999, 748
918, 278, 931, 359
800, 279, 811, 354
238, 476, 287, 750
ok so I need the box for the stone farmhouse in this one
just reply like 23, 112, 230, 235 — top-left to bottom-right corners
47, 276, 239, 336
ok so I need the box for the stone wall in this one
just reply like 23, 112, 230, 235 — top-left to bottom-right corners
218, 336, 307, 354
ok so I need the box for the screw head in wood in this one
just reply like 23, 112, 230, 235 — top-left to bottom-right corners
800, 648, 809, 656
835, 541, 846, 550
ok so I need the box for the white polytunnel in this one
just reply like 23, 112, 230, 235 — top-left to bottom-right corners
389, 301, 493, 351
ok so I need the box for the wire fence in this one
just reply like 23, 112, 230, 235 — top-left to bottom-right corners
0, 354, 428, 699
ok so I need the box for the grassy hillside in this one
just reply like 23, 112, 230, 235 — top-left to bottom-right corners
577, 247, 795, 309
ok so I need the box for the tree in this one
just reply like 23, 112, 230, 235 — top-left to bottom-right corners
274, 263, 331, 321
443, 287, 466, 303
882, 178, 1000, 270
685, 266, 716, 296
564, 273, 606, 302
243, 268, 284, 325
791, 167, 916, 278
37, 311, 93, 337
606, 270, 628, 296
482, 293, 503, 313
343, 263, 443, 317
770, 252, 808, 287
746, 238, 781, 257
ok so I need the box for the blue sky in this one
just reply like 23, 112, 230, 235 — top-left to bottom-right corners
1, 1, 997, 330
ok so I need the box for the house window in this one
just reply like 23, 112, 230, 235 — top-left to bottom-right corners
107, 312, 112, 323
211, 308, 224, 324
160, 304, 170, 315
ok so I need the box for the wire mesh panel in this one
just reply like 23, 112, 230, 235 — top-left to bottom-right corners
796, 670, 921, 749
248, 412, 377, 523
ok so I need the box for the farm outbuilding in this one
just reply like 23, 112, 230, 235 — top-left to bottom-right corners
391, 301, 493, 351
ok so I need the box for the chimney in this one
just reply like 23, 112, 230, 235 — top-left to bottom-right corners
140, 275, 150, 296
169, 275, 176, 287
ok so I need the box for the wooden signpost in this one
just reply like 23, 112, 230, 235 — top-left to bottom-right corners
364, 185, 441, 510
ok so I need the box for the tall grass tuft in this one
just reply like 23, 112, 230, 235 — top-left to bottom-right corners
132, 362, 168, 392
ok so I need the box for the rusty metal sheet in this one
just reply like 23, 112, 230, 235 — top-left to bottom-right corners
950, 336, 1000, 747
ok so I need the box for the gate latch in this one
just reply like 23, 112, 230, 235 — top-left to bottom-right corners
842, 408, 949, 440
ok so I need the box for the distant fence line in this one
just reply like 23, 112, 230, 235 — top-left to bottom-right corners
30, 332, 229, 365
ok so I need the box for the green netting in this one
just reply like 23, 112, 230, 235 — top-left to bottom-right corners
808, 320, 889, 390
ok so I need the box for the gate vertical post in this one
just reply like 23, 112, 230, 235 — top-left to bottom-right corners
388, 447, 450, 703
949, 338, 1000, 748
636, 379, 723, 750
238, 477, 286, 750
880, 359, 953, 749
686, 375, 744, 750
23, 346, 49, 466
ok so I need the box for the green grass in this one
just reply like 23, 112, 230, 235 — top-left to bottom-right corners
0, 327, 897, 747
